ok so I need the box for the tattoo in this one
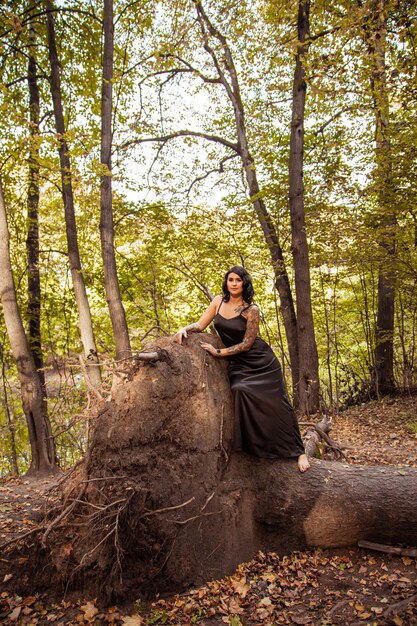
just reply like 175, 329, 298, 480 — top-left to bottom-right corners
222, 306, 260, 356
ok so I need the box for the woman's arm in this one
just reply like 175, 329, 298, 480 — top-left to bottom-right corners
201, 306, 260, 356
174, 295, 222, 344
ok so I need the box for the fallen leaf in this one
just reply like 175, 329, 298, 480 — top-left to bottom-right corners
8, 606, 22, 621
3, 573, 13, 582
121, 615, 145, 625
291, 615, 311, 624
81, 600, 99, 621
371, 606, 383, 614
231, 578, 250, 598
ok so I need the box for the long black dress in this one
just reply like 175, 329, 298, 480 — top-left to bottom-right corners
214, 302, 305, 459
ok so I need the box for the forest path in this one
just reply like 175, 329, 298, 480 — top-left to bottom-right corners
0, 396, 416, 624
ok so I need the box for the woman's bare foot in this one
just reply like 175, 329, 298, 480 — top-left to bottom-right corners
298, 454, 310, 473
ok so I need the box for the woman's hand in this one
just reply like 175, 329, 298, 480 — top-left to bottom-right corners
174, 328, 188, 345
174, 323, 201, 344
200, 342, 220, 356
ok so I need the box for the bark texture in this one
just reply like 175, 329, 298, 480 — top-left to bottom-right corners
25, 334, 417, 602
0, 179, 55, 474
289, 0, 320, 413
27, 14, 45, 389
100, 0, 131, 361
45, 1, 102, 386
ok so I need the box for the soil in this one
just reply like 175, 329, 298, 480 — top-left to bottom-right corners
1, 394, 417, 625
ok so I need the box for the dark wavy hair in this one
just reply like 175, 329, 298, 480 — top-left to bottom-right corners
222, 266, 254, 303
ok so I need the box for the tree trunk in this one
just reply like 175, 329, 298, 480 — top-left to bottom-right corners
100, 0, 131, 361
27, 12, 46, 395
365, 0, 396, 394
289, 0, 320, 414
195, 2, 300, 405
0, 346, 19, 476
45, 1, 102, 386
29, 334, 417, 602
26, 13, 56, 463
0, 178, 55, 475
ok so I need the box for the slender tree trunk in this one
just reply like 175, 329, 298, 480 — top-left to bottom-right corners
195, 2, 300, 404
27, 14, 46, 392
0, 178, 55, 475
100, 0, 131, 361
289, 0, 320, 414
27, 12, 56, 461
45, 1, 102, 385
0, 345, 19, 476
363, 0, 396, 394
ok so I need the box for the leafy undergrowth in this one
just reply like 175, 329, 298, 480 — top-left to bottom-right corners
1, 395, 417, 625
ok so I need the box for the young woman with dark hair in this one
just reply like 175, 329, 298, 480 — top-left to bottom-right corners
175, 266, 310, 472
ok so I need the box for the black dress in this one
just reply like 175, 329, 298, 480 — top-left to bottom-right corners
214, 303, 305, 459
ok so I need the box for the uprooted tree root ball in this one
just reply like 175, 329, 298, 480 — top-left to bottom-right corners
10, 334, 417, 604
22, 334, 236, 602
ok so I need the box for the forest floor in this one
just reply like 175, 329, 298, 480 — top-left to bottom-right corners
1, 395, 417, 625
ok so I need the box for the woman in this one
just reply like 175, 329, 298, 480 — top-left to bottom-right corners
175, 266, 310, 472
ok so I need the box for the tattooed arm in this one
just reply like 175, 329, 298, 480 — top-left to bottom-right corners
201, 306, 260, 357
175, 295, 222, 344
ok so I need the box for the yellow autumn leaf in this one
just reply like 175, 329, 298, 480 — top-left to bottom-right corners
81, 601, 99, 621
371, 606, 383, 614
358, 612, 372, 619
231, 577, 250, 598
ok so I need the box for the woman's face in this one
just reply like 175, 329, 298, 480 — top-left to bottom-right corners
227, 272, 243, 298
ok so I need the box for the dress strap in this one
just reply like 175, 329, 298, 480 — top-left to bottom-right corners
216, 297, 225, 315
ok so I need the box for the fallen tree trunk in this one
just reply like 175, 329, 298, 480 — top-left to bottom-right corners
17, 334, 417, 602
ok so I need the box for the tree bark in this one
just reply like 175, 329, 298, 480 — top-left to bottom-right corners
26, 11, 56, 464
0, 345, 19, 476
27, 12, 46, 394
100, 0, 131, 361
289, 0, 320, 414
0, 178, 55, 475
363, 0, 396, 394
45, 1, 102, 386
195, 2, 300, 404
30, 334, 417, 602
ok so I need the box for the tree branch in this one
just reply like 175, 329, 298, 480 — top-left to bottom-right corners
119, 130, 239, 153
194, 2, 235, 103
161, 53, 222, 84
186, 152, 238, 195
